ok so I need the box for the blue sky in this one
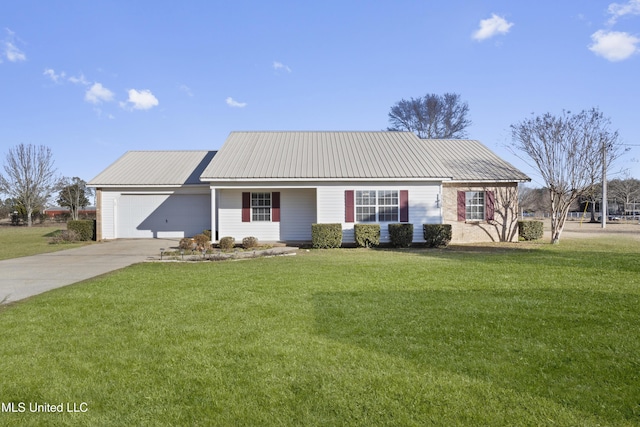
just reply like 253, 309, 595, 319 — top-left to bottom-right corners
1, 0, 639, 189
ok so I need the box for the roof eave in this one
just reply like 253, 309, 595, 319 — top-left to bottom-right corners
200, 177, 452, 183
87, 183, 209, 188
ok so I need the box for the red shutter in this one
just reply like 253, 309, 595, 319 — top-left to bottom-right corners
272, 192, 280, 222
457, 191, 466, 221
345, 190, 354, 223
242, 192, 251, 222
399, 190, 409, 222
486, 190, 495, 221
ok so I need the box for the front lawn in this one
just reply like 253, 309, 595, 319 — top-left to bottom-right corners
0, 226, 88, 260
0, 237, 639, 426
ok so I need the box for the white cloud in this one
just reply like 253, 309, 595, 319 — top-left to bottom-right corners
122, 89, 159, 110
226, 97, 247, 108
4, 41, 26, 62
178, 84, 193, 97
472, 14, 514, 41
68, 73, 89, 85
2, 29, 26, 63
589, 30, 639, 61
85, 83, 115, 104
273, 61, 292, 73
607, 0, 640, 25
43, 68, 66, 83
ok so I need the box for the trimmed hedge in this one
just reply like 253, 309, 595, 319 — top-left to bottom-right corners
67, 220, 94, 241
311, 223, 343, 249
354, 224, 380, 248
242, 236, 259, 249
518, 220, 544, 241
388, 223, 413, 248
219, 236, 235, 251
423, 224, 452, 248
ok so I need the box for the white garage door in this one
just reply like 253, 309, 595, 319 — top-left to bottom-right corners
116, 193, 210, 238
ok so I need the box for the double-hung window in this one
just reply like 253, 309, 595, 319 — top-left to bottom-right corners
457, 190, 494, 222
465, 191, 485, 221
378, 190, 399, 222
242, 191, 280, 223
355, 190, 399, 222
251, 192, 271, 222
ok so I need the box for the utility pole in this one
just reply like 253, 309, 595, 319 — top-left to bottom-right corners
601, 138, 607, 229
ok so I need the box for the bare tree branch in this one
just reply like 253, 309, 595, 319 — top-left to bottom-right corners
57, 177, 92, 220
388, 93, 471, 139
510, 109, 621, 243
0, 144, 58, 227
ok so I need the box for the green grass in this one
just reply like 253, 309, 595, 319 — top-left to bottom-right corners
0, 237, 639, 426
0, 226, 88, 260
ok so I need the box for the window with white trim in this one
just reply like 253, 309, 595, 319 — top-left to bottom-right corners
355, 190, 399, 222
465, 191, 485, 220
251, 192, 271, 221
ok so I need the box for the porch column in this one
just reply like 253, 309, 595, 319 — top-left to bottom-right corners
210, 187, 217, 242
95, 188, 102, 241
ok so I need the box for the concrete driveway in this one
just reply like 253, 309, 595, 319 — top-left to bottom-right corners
0, 239, 178, 304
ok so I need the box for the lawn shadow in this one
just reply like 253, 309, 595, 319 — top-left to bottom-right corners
43, 229, 64, 238
375, 239, 640, 275
312, 289, 640, 423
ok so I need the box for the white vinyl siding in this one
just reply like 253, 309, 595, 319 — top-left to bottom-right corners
317, 182, 442, 244
217, 188, 316, 241
100, 191, 117, 239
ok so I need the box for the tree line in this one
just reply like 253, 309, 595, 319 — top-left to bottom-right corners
520, 177, 640, 219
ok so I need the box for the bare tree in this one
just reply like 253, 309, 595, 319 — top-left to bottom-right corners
57, 177, 93, 220
609, 175, 640, 215
491, 185, 520, 242
388, 93, 471, 139
580, 183, 602, 222
511, 109, 621, 244
518, 185, 550, 216
0, 144, 58, 227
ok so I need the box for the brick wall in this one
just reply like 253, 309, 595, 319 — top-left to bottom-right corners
442, 182, 520, 243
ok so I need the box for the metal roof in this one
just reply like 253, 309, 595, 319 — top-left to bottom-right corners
200, 131, 452, 180
88, 151, 216, 186
89, 133, 529, 186
200, 131, 529, 182
423, 139, 530, 182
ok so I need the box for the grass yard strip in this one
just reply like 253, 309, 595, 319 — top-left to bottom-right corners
0, 236, 639, 425
0, 226, 88, 260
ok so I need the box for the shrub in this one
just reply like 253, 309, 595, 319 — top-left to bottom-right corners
311, 223, 342, 249
179, 238, 196, 251
219, 236, 235, 251
388, 223, 413, 248
354, 224, 380, 248
67, 220, 94, 241
423, 224, 452, 248
193, 233, 211, 250
242, 236, 259, 249
518, 220, 544, 241
202, 229, 212, 239
50, 229, 80, 244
